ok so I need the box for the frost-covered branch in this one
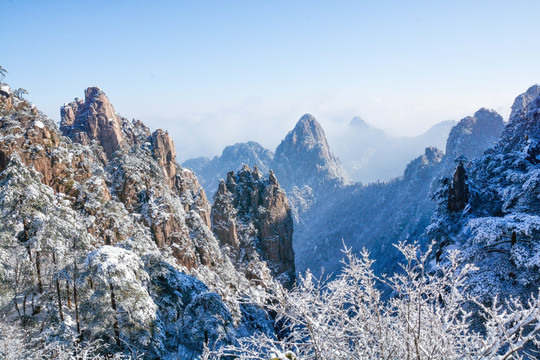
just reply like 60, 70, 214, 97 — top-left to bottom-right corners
217, 243, 540, 360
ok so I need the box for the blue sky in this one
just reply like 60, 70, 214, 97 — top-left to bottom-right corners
2, 0, 539, 160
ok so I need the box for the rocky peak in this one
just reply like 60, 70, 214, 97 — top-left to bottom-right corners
349, 116, 371, 129
284, 114, 330, 152
274, 114, 349, 191
149, 129, 212, 227
211, 165, 295, 288
444, 108, 504, 168
498, 90, 540, 157
403, 146, 444, 182
510, 84, 540, 120
447, 160, 469, 212
151, 129, 177, 183
0, 84, 104, 197
182, 141, 275, 198
60, 87, 124, 159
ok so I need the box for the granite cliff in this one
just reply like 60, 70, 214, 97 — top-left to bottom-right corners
212, 165, 295, 288
0, 84, 292, 358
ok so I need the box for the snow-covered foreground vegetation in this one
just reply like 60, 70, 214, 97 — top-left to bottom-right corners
2, 242, 540, 359
217, 243, 540, 360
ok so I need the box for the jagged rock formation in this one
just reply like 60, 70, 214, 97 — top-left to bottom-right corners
183, 141, 274, 197
57, 88, 278, 304
60, 87, 124, 159
0, 84, 277, 358
212, 165, 295, 288
0, 87, 107, 199
151, 129, 177, 182
60, 88, 213, 250
510, 84, 540, 119
426, 87, 540, 302
447, 160, 469, 212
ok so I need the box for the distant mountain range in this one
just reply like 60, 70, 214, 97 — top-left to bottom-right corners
183, 117, 455, 189
330, 117, 456, 183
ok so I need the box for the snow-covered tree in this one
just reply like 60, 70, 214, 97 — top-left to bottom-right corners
218, 243, 540, 359
78, 245, 158, 355
0, 154, 94, 330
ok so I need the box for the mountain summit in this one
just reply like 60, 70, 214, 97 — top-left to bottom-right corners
273, 113, 349, 191
60, 87, 124, 158
510, 84, 540, 120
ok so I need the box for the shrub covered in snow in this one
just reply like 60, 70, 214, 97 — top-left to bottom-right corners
217, 243, 540, 360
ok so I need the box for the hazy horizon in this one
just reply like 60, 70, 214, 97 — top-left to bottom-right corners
2, 0, 539, 161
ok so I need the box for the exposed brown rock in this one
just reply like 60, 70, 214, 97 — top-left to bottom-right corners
212, 180, 240, 249
149, 129, 212, 228
151, 129, 177, 182
211, 165, 295, 288
0, 100, 102, 197
60, 87, 124, 159
58, 87, 215, 266
174, 168, 212, 228
0, 87, 13, 111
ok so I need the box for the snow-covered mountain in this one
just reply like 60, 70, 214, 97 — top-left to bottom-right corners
427, 85, 540, 302
0, 85, 293, 358
212, 165, 295, 288
294, 107, 504, 277
183, 105, 503, 279
331, 117, 455, 183
2, 72, 540, 358
183, 141, 274, 198
273, 113, 350, 191
183, 113, 350, 220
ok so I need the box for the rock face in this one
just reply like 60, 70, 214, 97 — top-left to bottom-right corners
0, 86, 106, 198
447, 161, 469, 212
151, 129, 177, 182
426, 87, 540, 303
149, 128, 212, 227
183, 141, 274, 197
273, 114, 349, 191
60, 87, 124, 159
442, 108, 504, 172
211, 165, 295, 288
510, 84, 540, 120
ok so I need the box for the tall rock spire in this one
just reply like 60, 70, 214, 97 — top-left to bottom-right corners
60, 87, 124, 159
211, 165, 295, 288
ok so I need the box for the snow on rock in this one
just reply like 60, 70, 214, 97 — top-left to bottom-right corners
0, 82, 278, 358
428, 87, 540, 302
212, 164, 295, 288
